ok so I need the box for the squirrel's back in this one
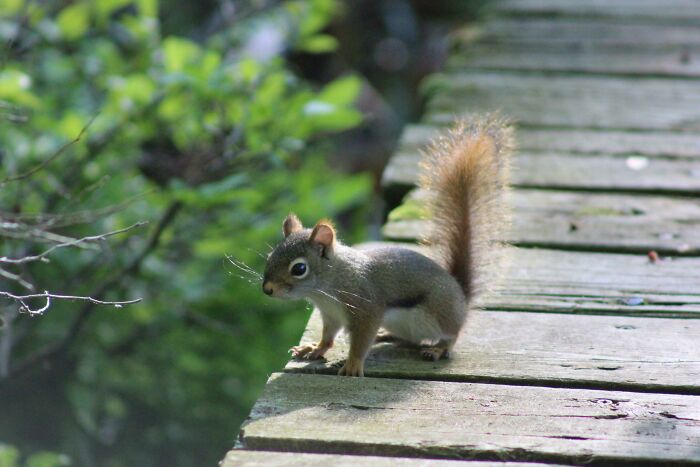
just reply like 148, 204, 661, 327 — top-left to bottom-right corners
419, 115, 513, 306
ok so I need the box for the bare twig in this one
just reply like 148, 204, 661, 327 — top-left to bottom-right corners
0, 190, 152, 230
0, 291, 142, 315
1, 115, 97, 185
4, 201, 183, 380
0, 267, 33, 290
0, 223, 98, 248
0, 221, 148, 265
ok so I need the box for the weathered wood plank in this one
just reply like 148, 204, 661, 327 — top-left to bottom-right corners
492, 0, 700, 22
384, 149, 700, 194
222, 450, 557, 467
476, 19, 700, 50
383, 189, 700, 255
425, 72, 700, 131
447, 19, 700, 77
491, 248, 700, 317
384, 125, 700, 193
382, 125, 700, 204
286, 310, 700, 392
241, 373, 700, 464
512, 128, 700, 158
450, 46, 700, 78
389, 124, 700, 158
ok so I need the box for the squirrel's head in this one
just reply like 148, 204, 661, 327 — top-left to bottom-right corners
262, 214, 336, 300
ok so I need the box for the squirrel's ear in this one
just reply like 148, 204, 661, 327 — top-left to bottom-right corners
310, 220, 335, 250
283, 214, 303, 237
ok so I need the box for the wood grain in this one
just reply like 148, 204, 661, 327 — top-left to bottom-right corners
384, 149, 700, 194
477, 19, 700, 50
388, 124, 700, 159
221, 450, 558, 467
240, 373, 700, 464
491, 0, 700, 22
425, 72, 700, 131
447, 18, 700, 77
383, 189, 700, 255
450, 46, 700, 78
383, 125, 700, 195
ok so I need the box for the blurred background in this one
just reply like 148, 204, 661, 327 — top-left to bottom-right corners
0, 1, 483, 466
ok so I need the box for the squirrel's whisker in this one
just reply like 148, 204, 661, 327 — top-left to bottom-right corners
316, 289, 358, 315
225, 254, 262, 279
334, 288, 371, 303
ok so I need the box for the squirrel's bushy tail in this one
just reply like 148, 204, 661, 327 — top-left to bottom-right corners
419, 115, 513, 305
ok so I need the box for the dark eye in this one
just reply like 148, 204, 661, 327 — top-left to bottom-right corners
291, 263, 306, 276
288, 258, 309, 279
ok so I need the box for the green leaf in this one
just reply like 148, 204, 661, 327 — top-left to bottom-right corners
318, 75, 361, 106
297, 34, 337, 53
238, 58, 260, 83
0, 69, 40, 108
0, 444, 19, 467
56, 3, 90, 41
136, 0, 158, 17
296, 0, 336, 36
163, 37, 201, 72
303, 100, 362, 132
0, 0, 23, 16
25, 452, 71, 467
56, 112, 86, 139
94, 0, 131, 23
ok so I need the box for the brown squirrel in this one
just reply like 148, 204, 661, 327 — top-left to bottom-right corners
262, 116, 513, 376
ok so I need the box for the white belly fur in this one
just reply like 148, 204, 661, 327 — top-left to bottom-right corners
381, 307, 443, 345
309, 295, 349, 327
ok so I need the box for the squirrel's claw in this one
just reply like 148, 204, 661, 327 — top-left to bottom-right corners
337, 358, 364, 377
289, 343, 329, 361
289, 344, 314, 359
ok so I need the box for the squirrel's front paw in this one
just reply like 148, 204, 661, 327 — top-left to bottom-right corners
289, 343, 329, 360
289, 344, 314, 359
337, 358, 364, 377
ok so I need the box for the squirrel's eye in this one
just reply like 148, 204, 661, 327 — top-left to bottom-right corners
288, 258, 308, 279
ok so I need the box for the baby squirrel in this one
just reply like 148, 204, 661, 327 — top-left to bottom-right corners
262, 116, 512, 377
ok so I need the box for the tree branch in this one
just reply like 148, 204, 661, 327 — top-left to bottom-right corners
0, 291, 142, 315
0, 267, 33, 290
1, 115, 97, 184
0, 221, 148, 265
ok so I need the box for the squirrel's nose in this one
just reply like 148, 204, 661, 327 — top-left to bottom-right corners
262, 282, 273, 295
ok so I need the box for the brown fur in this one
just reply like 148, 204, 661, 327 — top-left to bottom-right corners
419, 115, 513, 305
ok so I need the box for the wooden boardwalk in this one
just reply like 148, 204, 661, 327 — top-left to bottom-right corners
225, 1, 700, 465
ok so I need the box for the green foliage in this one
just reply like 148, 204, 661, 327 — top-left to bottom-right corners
0, 445, 70, 467
0, 1, 370, 466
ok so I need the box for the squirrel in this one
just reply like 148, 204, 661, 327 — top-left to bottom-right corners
262, 116, 513, 377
